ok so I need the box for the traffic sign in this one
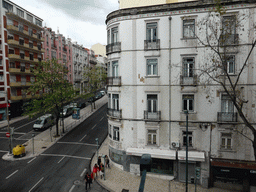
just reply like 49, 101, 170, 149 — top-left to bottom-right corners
6, 132, 10, 137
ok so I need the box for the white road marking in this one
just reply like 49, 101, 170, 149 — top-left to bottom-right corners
58, 156, 65, 164
0, 137, 29, 140
28, 177, 44, 192
0, 132, 25, 135
100, 117, 104, 121
79, 134, 87, 142
92, 124, 97, 130
6, 170, 18, 179
0, 150, 8, 153
69, 185, 76, 192
80, 168, 87, 177
27, 157, 36, 164
57, 141, 97, 147
40, 153, 91, 160
15, 119, 37, 131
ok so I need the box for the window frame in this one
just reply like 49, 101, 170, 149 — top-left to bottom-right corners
146, 59, 158, 76
182, 94, 194, 112
226, 55, 235, 74
112, 60, 118, 77
221, 94, 234, 113
221, 133, 232, 149
146, 22, 158, 42
182, 131, 193, 147
111, 27, 118, 44
147, 94, 158, 113
147, 129, 158, 145
113, 126, 120, 141
183, 19, 195, 39
182, 57, 195, 77
17, 8, 24, 18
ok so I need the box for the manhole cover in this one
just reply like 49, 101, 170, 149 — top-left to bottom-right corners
41, 146, 47, 149
74, 180, 81, 185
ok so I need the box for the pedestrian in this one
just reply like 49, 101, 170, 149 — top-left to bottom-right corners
97, 156, 101, 167
100, 163, 104, 179
84, 172, 92, 191
92, 164, 98, 179
105, 155, 110, 168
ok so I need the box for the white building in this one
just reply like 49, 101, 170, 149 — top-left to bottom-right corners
106, 0, 256, 190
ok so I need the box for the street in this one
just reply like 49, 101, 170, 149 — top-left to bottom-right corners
0, 104, 108, 192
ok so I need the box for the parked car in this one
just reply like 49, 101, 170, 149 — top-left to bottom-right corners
100, 90, 105, 96
33, 114, 55, 131
13, 145, 25, 157
60, 105, 74, 117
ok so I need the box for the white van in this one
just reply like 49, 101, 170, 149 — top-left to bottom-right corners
33, 114, 55, 131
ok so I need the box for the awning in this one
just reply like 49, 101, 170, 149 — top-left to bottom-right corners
126, 148, 176, 160
178, 151, 205, 162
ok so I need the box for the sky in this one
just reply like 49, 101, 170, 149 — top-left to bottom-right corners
11, 0, 119, 48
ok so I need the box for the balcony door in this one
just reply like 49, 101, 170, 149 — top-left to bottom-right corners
112, 61, 118, 77
221, 95, 234, 121
147, 94, 157, 119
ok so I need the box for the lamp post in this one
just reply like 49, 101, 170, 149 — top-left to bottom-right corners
102, 155, 106, 180
5, 92, 12, 154
95, 138, 99, 160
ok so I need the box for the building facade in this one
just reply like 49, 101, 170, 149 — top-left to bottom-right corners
106, 0, 256, 190
72, 42, 89, 94
42, 27, 73, 84
91, 43, 106, 57
0, 0, 44, 118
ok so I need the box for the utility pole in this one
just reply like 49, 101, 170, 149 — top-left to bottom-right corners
185, 110, 189, 192
6, 92, 12, 154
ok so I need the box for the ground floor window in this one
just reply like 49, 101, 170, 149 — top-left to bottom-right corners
109, 148, 123, 165
150, 158, 174, 175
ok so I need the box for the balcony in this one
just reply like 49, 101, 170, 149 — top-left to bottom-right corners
89, 59, 97, 65
144, 39, 160, 51
220, 34, 239, 46
7, 39, 19, 46
144, 111, 161, 121
107, 76, 121, 86
9, 67, 31, 74
106, 42, 121, 55
10, 95, 22, 101
74, 77, 82, 82
107, 108, 122, 119
10, 82, 22, 87
217, 112, 238, 122
180, 75, 198, 86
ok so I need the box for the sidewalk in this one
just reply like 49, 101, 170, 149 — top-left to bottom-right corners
2, 95, 108, 161
92, 137, 235, 192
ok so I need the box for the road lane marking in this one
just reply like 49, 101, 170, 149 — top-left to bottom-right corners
0, 137, 29, 140
6, 170, 18, 179
40, 153, 91, 160
57, 141, 97, 146
28, 177, 44, 192
80, 168, 87, 177
58, 156, 65, 164
69, 185, 76, 192
27, 157, 36, 164
79, 134, 87, 142
92, 124, 97, 130
15, 119, 37, 131
0, 132, 26, 135
100, 117, 104, 121
0, 150, 8, 153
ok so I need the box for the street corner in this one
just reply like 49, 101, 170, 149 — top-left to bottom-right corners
2, 150, 38, 161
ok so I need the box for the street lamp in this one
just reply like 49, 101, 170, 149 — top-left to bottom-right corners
5, 91, 12, 155
184, 110, 189, 192
95, 138, 99, 160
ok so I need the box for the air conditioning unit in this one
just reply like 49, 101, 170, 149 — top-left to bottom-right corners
171, 142, 180, 148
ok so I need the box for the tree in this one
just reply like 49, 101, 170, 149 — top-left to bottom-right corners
192, 1, 256, 159
24, 59, 76, 136
83, 65, 107, 109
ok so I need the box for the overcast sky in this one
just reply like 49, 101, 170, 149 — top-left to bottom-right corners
12, 0, 119, 48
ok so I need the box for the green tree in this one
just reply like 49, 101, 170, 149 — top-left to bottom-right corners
24, 59, 76, 136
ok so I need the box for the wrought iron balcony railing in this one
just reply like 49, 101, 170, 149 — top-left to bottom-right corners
107, 76, 121, 86
106, 42, 121, 55
144, 39, 160, 50
180, 75, 198, 85
107, 108, 122, 119
220, 34, 239, 46
144, 110, 161, 121
217, 112, 238, 122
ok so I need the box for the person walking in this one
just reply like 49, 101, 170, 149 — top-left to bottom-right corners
84, 172, 92, 191
92, 164, 98, 180
105, 155, 110, 168
97, 156, 101, 167
100, 163, 105, 179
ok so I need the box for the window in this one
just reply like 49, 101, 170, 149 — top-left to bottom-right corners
147, 94, 157, 112
147, 129, 157, 145
112, 61, 118, 77
27, 14, 33, 22
107, 29, 110, 44
0, 59, 2, 66
113, 126, 119, 141
28, 28, 33, 36
19, 39, 24, 45
183, 19, 195, 38
0, 74, 3, 81
182, 95, 194, 111
146, 22, 157, 42
182, 131, 193, 147
222, 16, 236, 35
29, 42, 33, 48
109, 125, 112, 138
226, 55, 235, 74
147, 59, 158, 76
111, 27, 118, 44
35, 19, 42, 26
18, 24, 23, 32
17, 8, 24, 18
7, 34, 13, 40
9, 49, 14, 54
29, 53, 33, 61
221, 133, 232, 149
20, 53, 25, 59
20, 63, 25, 72
221, 95, 234, 113
7, 18, 12, 26
3, 1, 13, 12
112, 94, 119, 110
183, 57, 194, 77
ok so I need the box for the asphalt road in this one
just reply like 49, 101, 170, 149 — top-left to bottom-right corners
0, 104, 108, 192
